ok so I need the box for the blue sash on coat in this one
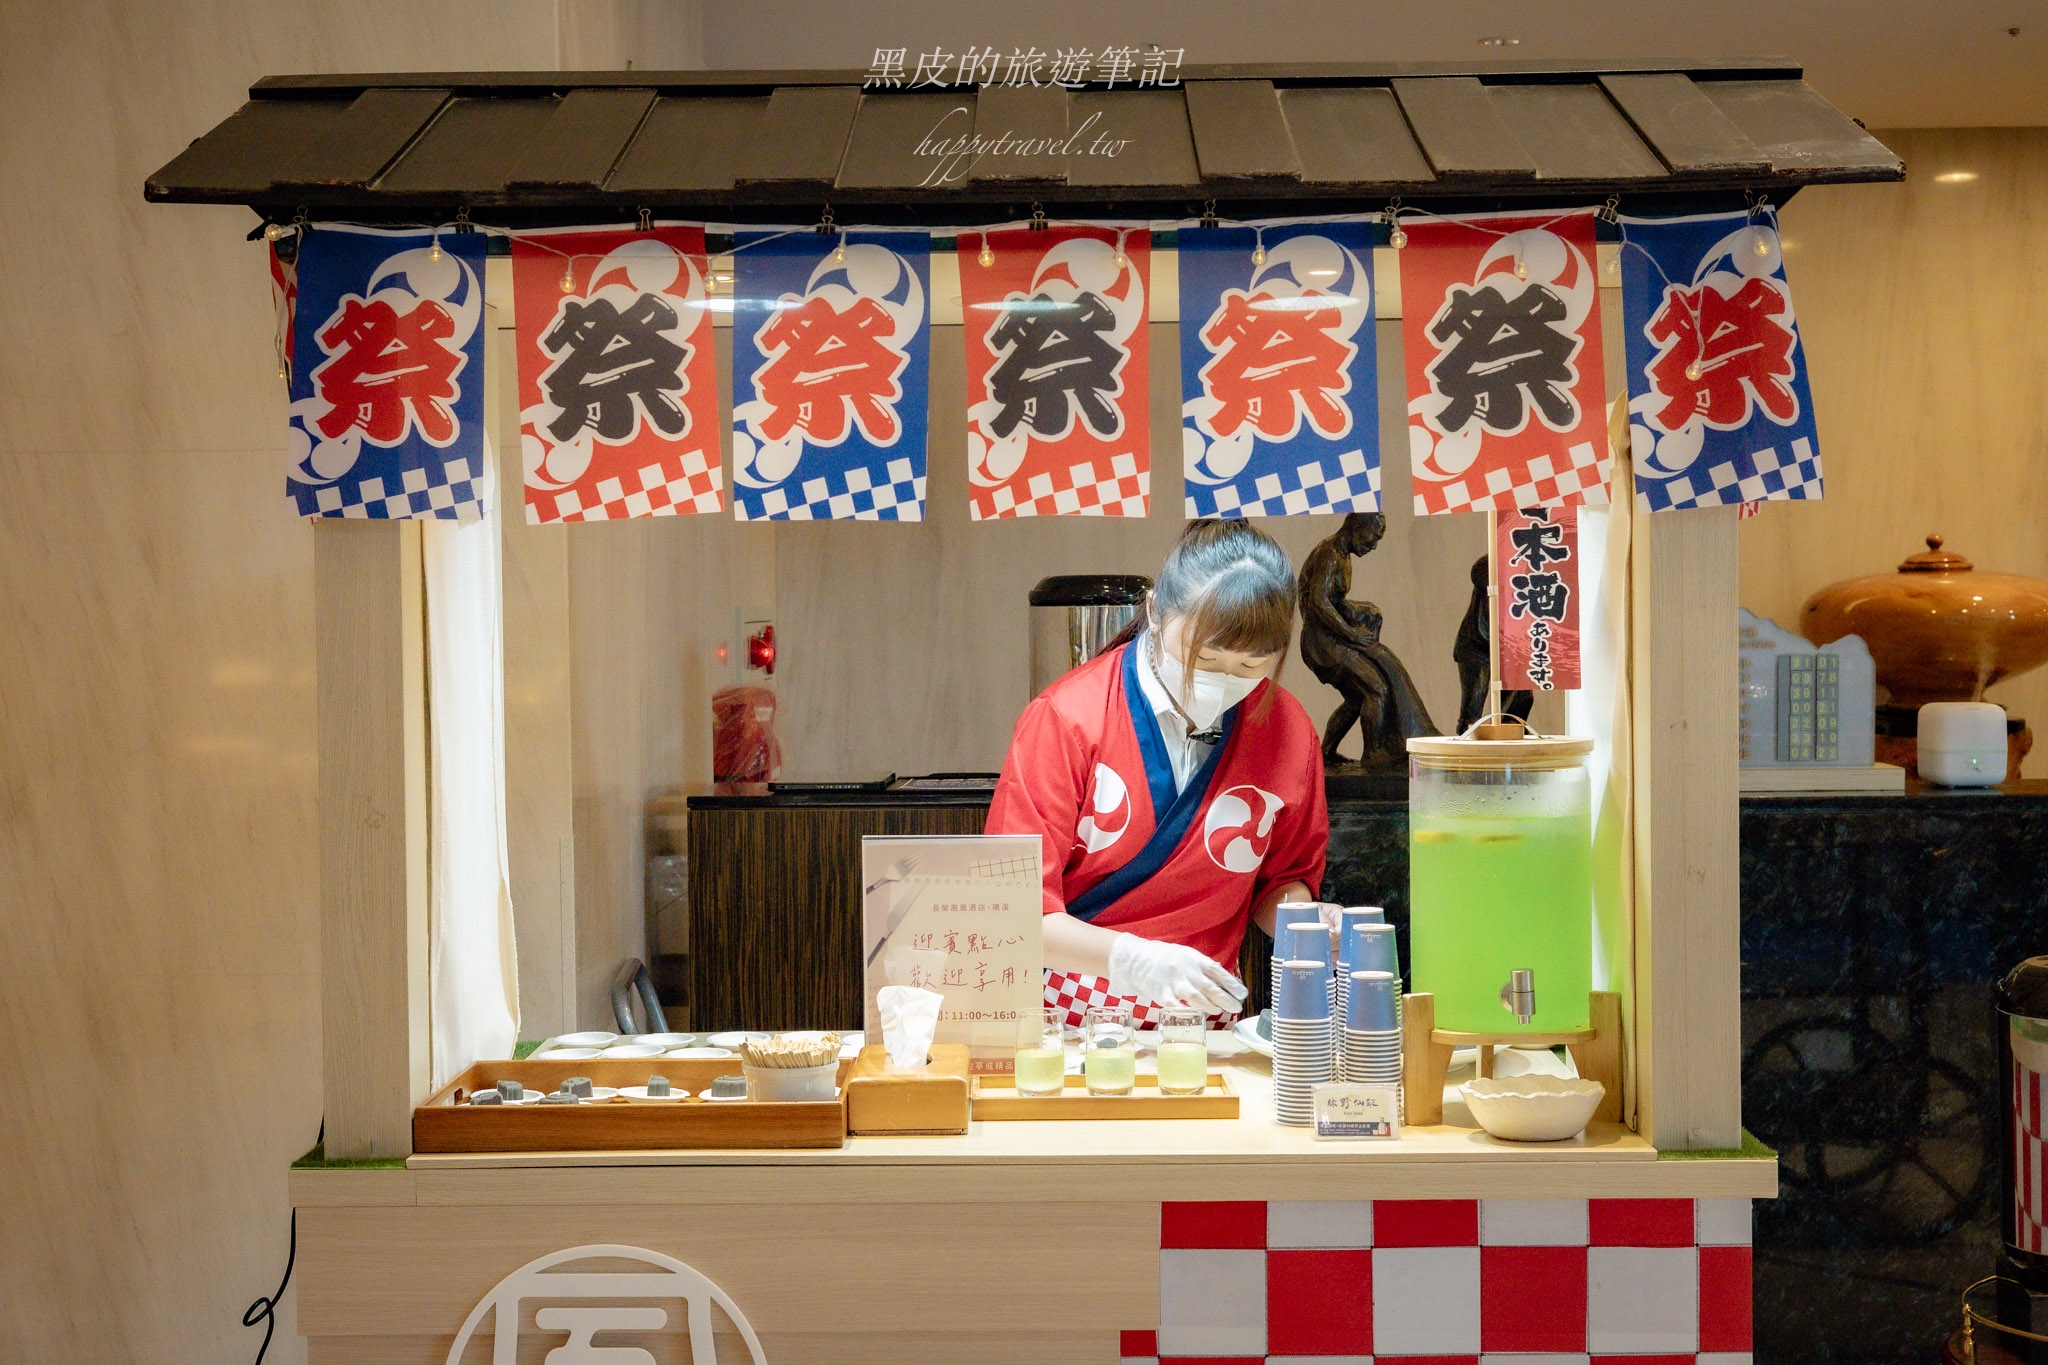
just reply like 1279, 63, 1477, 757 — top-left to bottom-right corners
1067, 641, 1241, 924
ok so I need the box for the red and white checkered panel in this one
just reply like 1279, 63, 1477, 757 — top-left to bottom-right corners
971, 455, 1149, 519
1138, 1198, 1752, 1365
1044, 971, 1241, 1031
1415, 441, 1611, 518
536, 449, 724, 524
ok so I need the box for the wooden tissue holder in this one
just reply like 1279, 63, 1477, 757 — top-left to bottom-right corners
844, 1043, 972, 1135
1402, 990, 1625, 1127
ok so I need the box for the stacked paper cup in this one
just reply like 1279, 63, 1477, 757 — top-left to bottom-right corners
1270, 903, 1324, 1009
1344, 969, 1404, 1103
1333, 907, 1385, 1070
1344, 920, 1403, 1031
1272, 958, 1336, 1126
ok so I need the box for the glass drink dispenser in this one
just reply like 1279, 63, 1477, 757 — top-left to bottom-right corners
1406, 729, 1594, 1034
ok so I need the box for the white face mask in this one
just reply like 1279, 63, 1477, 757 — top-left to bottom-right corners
1155, 645, 1264, 732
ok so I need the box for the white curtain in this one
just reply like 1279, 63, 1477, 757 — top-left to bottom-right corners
424, 473, 519, 1087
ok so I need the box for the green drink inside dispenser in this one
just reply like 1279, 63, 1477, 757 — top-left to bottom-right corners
1408, 732, 1594, 1034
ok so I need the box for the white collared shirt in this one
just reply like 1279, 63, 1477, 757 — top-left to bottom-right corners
1133, 634, 1216, 795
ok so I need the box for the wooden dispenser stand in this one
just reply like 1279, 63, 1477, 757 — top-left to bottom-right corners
1402, 990, 1624, 1126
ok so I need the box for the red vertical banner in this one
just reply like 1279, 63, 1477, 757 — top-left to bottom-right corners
1400, 209, 1610, 516
512, 225, 723, 523
961, 226, 1150, 519
1496, 505, 1580, 691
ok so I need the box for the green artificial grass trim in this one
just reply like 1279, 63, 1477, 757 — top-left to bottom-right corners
1656, 1129, 1776, 1161
291, 1142, 408, 1171
513, 1039, 542, 1059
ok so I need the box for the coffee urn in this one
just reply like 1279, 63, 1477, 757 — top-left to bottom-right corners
1029, 575, 1150, 697
1998, 955, 2048, 1364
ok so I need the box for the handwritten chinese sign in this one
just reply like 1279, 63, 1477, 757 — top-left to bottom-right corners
1495, 505, 1581, 691
1400, 208, 1611, 516
1178, 222, 1381, 517
1621, 210, 1823, 513
862, 835, 1044, 1072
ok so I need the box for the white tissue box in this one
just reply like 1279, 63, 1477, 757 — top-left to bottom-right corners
1918, 702, 2008, 787
844, 1044, 972, 1135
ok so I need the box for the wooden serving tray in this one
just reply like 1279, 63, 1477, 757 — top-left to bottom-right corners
970, 1072, 1239, 1121
413, 1058, 851, 1153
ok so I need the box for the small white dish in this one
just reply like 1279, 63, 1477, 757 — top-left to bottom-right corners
1461, 1076, 1606, 1142
584, 1086, 621, 1101
629, 1032, 696, 1048
667, 1046, 735, 1059
534, 1047, 601, 1060
554, 1031, 619, 1048
619, 1085, 689, 1102
1232, 1016, 1273, 1058
702, 1090, 747, 1102
708, 1031, 770, 1049
600, 1044, 665, 1059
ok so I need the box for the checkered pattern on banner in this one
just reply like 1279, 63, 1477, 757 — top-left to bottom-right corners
1417, 440, 1611, 519
1190, 451, 1381, 519
735, 458, 927, 522
540, 449, 723, 523
1127, 1198, 1754, 1365
1044, 971, 1240, 1031
1636, 438, 1823, 514
301, 453, 486, 520
2018, 1045, 2047, 1254
972, 454, 1149, 520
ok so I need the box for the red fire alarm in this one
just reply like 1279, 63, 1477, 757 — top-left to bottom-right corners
746, 623, 776, 677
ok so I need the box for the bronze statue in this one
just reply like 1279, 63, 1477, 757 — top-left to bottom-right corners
1299, 513, 1439, 766
1453, 555, 1535, 733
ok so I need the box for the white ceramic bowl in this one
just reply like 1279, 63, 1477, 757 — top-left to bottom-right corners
1461, 1077, 1605, 1142
629, 1032, 696, 1048
554, 1031, 619, 1048
600, 1044, 666, 1059
533, 1047, 601, 1060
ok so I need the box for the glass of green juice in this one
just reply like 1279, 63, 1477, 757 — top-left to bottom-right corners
1084, 1006, 1137, 1096
1015, 1008, 1068, 1097
1157, 1008, 1209, 1095
1407, 732, 1595, 1036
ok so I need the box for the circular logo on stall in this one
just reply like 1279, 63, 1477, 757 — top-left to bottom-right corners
444, 1243, 767, 1365
1077, 762, 1133, 853
1204, 784, 1283, 873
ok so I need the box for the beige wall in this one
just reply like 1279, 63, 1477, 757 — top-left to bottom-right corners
1745, 127, 2048, 774
0, 2, 687, 1359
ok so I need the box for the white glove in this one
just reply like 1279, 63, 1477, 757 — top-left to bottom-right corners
1317, 902, 1345, 962
1107, 933, 1246, 1015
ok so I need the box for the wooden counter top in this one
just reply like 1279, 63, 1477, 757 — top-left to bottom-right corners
292, 1056, 1775, 1208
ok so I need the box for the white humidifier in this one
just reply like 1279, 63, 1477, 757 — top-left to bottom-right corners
1917, 702, 2008, 787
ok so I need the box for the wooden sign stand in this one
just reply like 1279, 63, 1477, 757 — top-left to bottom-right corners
1401, 990, 1625, 1126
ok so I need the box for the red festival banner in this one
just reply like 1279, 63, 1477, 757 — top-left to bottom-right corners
512, 225, 723, 524
1496, 505, 1581, 692
1400, 209, 1610, 516
961, 226, 1150, 518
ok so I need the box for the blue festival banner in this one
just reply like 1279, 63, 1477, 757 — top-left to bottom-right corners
1620, 211, 1822, 513
731, 231, 931, 521
287, 225, 488, 519
1178, 222, 1380, 517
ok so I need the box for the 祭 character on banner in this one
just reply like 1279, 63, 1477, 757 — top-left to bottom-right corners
731, 231, 930, 521
287, 225, 487, 519
1399, 209, 1611, 516
963, 226, 1150, 519
512, 225, 724, 523
1620, 211, 1823, 513
1178, 223, 1380, 518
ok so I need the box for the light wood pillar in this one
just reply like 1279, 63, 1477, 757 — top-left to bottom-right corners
316, 518, 430, 1157
1630, 504, 1743, 1150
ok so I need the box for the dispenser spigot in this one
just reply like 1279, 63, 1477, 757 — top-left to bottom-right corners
1500, 969, 1536, 1024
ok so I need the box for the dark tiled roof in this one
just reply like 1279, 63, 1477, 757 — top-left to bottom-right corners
144, 61, 1901, 224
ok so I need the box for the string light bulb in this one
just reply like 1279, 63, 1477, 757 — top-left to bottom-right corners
1685, 359, 1703, 381
428, 231, 443, 263
559, 259, 576, 293
1388, 224, 1408, 250
1113, 231, 1127, 270
977, 236, 994, 268
1750, 227, 1771, 257
1605, 253, 1619, 278
1251, 229, 1266, 268
262, 222, 288, 242
833, 232, 847, 264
